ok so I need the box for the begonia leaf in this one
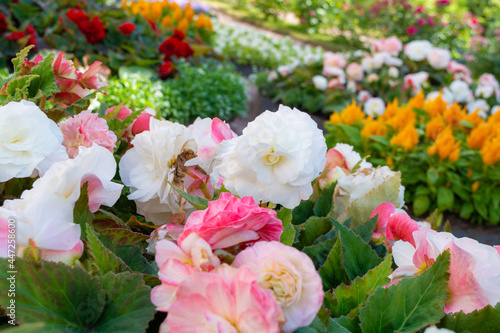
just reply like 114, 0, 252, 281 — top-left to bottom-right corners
319, 237, 348, 290
438, 302, 500, 332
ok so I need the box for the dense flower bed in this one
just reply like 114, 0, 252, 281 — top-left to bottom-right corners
255, 36, 500, 115
325, 92, 500, 224
1, 47, 500, 332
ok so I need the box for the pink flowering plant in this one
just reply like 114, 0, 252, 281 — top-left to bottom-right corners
1, 49, 500, 333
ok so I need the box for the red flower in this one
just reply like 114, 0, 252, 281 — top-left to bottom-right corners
118, 22, 135, 35
158, 61, 173, 79
406, 26, 418, 36
147, 19, 160, 35
173, 30, 185, 40
0, 12, 7, 35
6, 25, 37, 49
78, 16, 105, 44
158, 31, 194, 60
66, 8, 89, 25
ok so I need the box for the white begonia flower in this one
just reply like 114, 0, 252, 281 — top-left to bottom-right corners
336, 166, 405, 208
364, 98, 386, 117
385, 56, 403, 67
449, 80, 472, 103
491, 105, 500, 114
388, 66, 399, 78
441, 88, 456, 105
404, 40, 433, 61
333, 143, 372, 171
361, 56, 375, 73
346, 80, 357, 93
426, 48, 451, 69
119, 118, 197, 225
426, 91, 441, 102
372, 52, 388, 69
21, 144, 123, 212
475, 85, 494, 99
0, 100, 67, 182
312, 75, 328, 91
467, 99, 490, 118
358, 90, 371, 102
215, 105, 327, 209
424, 327, 455, 333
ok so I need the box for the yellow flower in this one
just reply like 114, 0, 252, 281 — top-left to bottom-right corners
361, 118, 387, 138
443, 102, 466, 127
177, 17, 189, 34
467, 122, 496, 150
184, 4, 195, 22
481, 136, 500, 166
161, 15, 172, 27
390, 124, 419, 151
427, 127, 461, 162
195, 13, 213, 30
329, 100, 366, 125
172, 5, 183, 21
407, 90, 425, 110
381, 98, 399, 121
488, 110, 500, 125
472, 181, 479, 192
425, 94, 448, 117
425, 115, 446, 140
386, 105, 416, 131
463, 110, 485, 129
150, 2, 164, 21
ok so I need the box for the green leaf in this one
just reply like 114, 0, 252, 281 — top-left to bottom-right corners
0, 258, 105, 329
319, 238, 348, 290
93, 272, 155, 332
28, 53, 57, 100
303, 238, 337, 270
99, 236, 157, 275
427, 168, 440, 185
5, 75, 37, 100
74, 183, 93, 242
85, 223, 132, 275
294, 316, 327, 333
170, 184, 209, 210
313, 182, 336, 217
331, 218, 382, 281
437, 186, 454, 211
292, 199, 315, 225
277, 207, 295, 246
330, 255, 392, 317
413, 195, 431, 216
99, 228, 149, 247
295, 217, 333, 250
359, 251, 451, 333
438, 303, 500, 332
92, 210, 129, 233
352, 216, 378, 243
327, 318, 352, 333
12, 46, 35, 73
1, 323, 47, 332
328, 316, 361, 333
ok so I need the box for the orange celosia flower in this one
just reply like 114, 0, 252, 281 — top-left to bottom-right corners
172, 5, 182, 21
443, 102, 466, 127
386, 156, 394, 167
184, 4, 195, 22
176, 17, 189, 34
161, 15, 172, 27
361, 118, 387, 138
381, 98, 399, 120
150, 2, 164, 21
390, 124, 419, 151
386, 105, 416, 131
407, 90, 425, 110
427, 127, 461, 162
480, 136, 500, 165
463, 110, 485, 129
467, 122, 497, 150
488, 111, 500, 125
425, 93, 448, 117
425, 115, 446, 140
472, 181, 479, 192
196, 13, 213, 30
330, 100, 366, 125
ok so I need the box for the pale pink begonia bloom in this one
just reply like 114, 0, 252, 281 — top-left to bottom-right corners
391, 229, 500, 314
21, 144, 123, 213
177, 192, 283, 251
404, 72, 429, 95
146, 223, 184, 255
105, 105, 132, 121
151, 234, 221, 311
233, 241, 324, 332
323, 52, 347, 69
162, 265, 284, 333
346, 62, 364, 81
77, 61, 108, 90
59, 110, 117, 158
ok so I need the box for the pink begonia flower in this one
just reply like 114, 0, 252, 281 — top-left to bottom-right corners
151, 234, 220, 311
1, 194, 82, 264
391, 229, 500, 314
0, 217, 8, 257
323, 52, 347, 69
494, 246, 500, 256
177, 192, 283, 250
105, 105, 132, 121
233, 241, 324, 332
59, 110, 117, 158
131, 112, 154, 136
186, 117, 235, 183
21, 144, 123, 213
404, 72, 429, 95
183, 165, 214, 200
146, 223, 184, 255
52, 51, 77, 81
447, 61, 472, 84
77, 61, 107, 90
346, 62, 364, 81
382, 36, 403, 56
162, 265, 284, 333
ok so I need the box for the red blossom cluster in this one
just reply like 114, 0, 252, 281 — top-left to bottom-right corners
118, 22, 136, 35
0, 12, 7, 35
6, 25, 37, 50
66, 8, 105, 45
157, 30, 194, 78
